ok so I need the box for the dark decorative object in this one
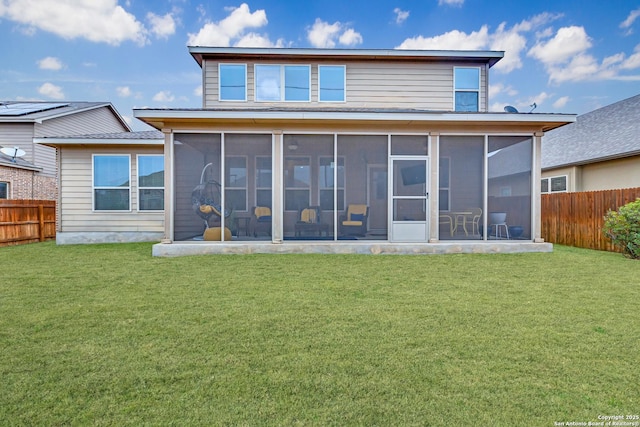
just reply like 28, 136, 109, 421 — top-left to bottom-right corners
509, 226, 524, 238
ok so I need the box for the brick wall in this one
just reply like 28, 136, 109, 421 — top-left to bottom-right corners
0, 165, 57, 200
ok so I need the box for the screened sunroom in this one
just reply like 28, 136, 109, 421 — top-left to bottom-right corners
167, 130, 535, 244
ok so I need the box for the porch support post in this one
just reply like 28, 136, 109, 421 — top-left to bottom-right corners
272, 130, 283, 243
161, 129, 174, 243
533, 131, 544, 243
429, 132, 440, 243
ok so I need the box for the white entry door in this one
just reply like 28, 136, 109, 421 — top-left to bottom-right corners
390, 157, 429, 242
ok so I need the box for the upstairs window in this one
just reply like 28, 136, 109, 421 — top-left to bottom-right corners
255, 65, 310, 102
219, 64, 247, 101
454, 67, 480, 112
319, 65, 346, 102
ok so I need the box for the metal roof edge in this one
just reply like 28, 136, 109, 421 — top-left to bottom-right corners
188, 46, 505, 67
134, 108, 576, 123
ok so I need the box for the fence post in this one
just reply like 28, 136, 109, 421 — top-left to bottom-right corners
39, 204, 45, 242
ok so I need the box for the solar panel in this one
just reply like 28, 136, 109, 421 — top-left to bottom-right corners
0, 102, 70, 116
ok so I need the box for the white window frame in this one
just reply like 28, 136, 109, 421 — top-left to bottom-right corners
541, 175, 568, 193
438, 156, 451, 211
318, 65, 346, 102
255, 156, 272, 208
225, 155, 248, 212
219, 63, 247, 102
92, 154, 131, 212
254, 64, 311, 102
137, 154, 164, 212
0, 181, 9, 199
318, 156, 345, 211
284, 156, 311, 211
453, 67, 480, 112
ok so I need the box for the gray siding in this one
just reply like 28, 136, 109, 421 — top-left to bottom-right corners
0, 123, 35, 162
58, 146, 164, 233
32, 106, 128, 176
203, 59, 487, 111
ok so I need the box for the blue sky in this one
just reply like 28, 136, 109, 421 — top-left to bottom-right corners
1, 0, 639, 130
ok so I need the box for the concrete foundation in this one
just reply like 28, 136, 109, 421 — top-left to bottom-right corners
152, 240, 553, 257
57, 231, 164, 245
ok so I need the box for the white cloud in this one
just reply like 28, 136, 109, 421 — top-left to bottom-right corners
393, 8, 409, 25
396, 26, 489, 50
187, 3, 269, 46
528, 26, 592, 65
235, 32, 284, 47
116, 86, 132, 97
338, 28, 363, 46
147, 12, 176, 39
194, 85, 203, 97
527, 26, 637, 83
38, 82, 64, 99
621, 44, 640, 70
37, 56, 64, 71
0, 0, 148, 46
397, 12, 562, 75
620, 7, 640, 35
489, 82, 518, 99
152, 90, 175, 103
307, 18, 362, 48
438, 0, 464, 6
553, 96, 569, 109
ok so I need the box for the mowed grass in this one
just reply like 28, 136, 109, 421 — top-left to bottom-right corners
0, 242, 638, 426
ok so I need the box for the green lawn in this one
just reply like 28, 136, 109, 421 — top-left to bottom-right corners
1, 242, 638, 426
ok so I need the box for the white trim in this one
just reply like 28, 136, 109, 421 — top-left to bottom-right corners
541, 175, 568, 193
453, 66, 481, 112
225, 155, 249, 212
135, 109, 575, 126
35, 138, 162, 146
219, 63, 247, 102
136, 154, 165, 212
318, 65, 346, 103
254, 64, 311, 102
92, 154, 131, 212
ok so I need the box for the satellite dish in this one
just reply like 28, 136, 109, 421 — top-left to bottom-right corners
503, 105, 519, 113
0, 147, 26, 163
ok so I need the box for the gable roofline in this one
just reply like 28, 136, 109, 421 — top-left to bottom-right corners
0, 101, 131, 131
34, 130, 164, 147
188, 46, 504, 68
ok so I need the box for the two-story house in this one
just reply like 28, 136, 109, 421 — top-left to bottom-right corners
41, 47, 575, 255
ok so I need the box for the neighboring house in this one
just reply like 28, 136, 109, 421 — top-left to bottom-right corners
0, 102, 130, 200
541, 94, 640, 193
41, 47, 575, 255
36, 131, 165, 244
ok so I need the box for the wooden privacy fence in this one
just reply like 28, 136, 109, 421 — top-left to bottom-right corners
0, 200, 56, 247
541, 187, 640, 252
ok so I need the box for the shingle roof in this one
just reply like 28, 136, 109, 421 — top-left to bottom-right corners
542, 94, 640, 169
48, 130, 164, 140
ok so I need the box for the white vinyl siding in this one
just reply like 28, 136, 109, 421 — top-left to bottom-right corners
58, 147, 164, 233
204, 60, 487, 111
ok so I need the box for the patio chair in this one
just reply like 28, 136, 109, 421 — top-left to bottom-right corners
251, 206, 272, 237
489, 212, 509, 239
467, 207, 482, 235
294, 206, 329, 237
439, 213, 454, 237
340, 204, 369, 236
